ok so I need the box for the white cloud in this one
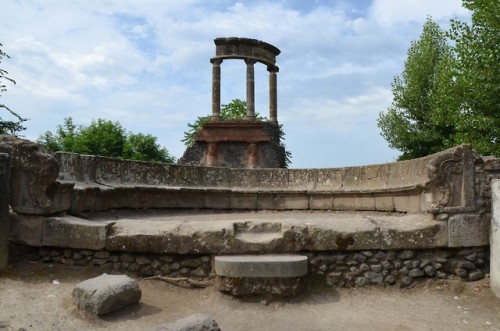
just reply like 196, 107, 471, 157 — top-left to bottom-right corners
0, 0, 472, 167
370, 0, 468, 25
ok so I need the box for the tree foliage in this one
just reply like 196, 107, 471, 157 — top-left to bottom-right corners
377, 18, 458, 160
379, 1, 499, 159
448, 0, 499, 156
182, 99, 292, 166
0, 43, 27, 135
38, 117, 175, 163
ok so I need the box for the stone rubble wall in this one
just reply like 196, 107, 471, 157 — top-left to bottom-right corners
16, 245, 489, 288
309, 247, 488, 288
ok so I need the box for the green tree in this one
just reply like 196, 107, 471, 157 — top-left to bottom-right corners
377, 18, 459, 160
182, 99, 292, 166
448, 0, 499, 156
38, 117, 78, 152
124, 133, 175, 163
76, 118, 127, 157
0, 43, 27, 135
38, 117, 175, 163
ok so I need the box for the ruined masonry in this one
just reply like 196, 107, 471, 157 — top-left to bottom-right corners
2, 131, 499, 294
1, 38, 500, 296
178, 37, 286, 168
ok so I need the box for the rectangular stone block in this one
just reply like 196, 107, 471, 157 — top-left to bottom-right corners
374, 196, 394, 212
152, 188, 178, 208
230, 169, 260, 190
354, 196, 376, 211
257, 193, 285, 210
43, 216, 112, 250
177, 221, 234, 254
258, 169, 288, 189
380, 219, 448, 249
316, 169, 342, 190
288, 169, 317, 190
205, 192, 231, 209
170, 165, 203, 187
448, 214, 489, 247
199, 167, 231, 187
333, 196, 356, 211
106, 219, 179, 253
70, 185, 100, 213
178, 190, 205, 208
9, 214, 43, 246
306, 216, 380, 251
284, 194, 309, 210
309, 195, 333, 210
231, 193, 257, 209
393, 195, 421, 213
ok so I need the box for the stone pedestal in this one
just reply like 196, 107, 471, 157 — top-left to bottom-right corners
491, 179, 500, 298
0, 153, 10, 269
214, 255, 308, 296
179, 121, 286, 168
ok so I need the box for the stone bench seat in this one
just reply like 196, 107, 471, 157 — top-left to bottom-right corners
11, 210, 449, 254
64, 180, 425, 213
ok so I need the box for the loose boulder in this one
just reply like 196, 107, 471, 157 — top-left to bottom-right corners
72, 273, 141, 315
153, 313, 221, 331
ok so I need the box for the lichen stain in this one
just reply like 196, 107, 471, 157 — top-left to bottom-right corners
336, 235, 355, 250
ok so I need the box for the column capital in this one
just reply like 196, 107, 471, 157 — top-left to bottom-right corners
245, 58, 257, 65
210, 57, 223, 65
267, 65, 279, 73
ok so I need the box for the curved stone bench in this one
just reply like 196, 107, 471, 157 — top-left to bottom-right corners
52, 144, 477, 216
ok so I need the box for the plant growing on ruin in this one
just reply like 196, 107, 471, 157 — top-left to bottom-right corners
39, 117, 175, 163
0, 43, 27, 135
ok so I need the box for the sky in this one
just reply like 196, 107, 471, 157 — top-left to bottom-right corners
1, 0, 471, 168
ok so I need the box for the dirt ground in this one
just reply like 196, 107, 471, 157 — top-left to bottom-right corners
0, 260, 499, 331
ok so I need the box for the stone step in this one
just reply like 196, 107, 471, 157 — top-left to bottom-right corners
11, 210, 449, 254
214, 254, 308, 278
214, 254, 308, 296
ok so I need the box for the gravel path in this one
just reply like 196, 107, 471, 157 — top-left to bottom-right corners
0, 261, 499, 331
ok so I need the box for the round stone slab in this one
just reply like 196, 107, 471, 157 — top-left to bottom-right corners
215, 255, 308, 278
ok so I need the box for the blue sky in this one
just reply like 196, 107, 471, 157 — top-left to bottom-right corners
1, 0, 470, 168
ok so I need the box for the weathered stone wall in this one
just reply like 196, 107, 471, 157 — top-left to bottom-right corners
0, 135, 73, 215
0, 153, 10, 269
17, 245, 488, 288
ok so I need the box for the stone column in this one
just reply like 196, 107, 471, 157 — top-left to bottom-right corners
491, 179, 500, 298
206, 142, 218, 167
245, 59, 256, 120
248, 143, 258, 168
0, 153, 10, 270
268, 65, 279, 123
211, 58, 223, 121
